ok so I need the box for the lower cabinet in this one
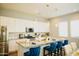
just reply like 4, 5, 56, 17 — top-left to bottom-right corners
8, 40, 18, 56
9, 50, 18, 56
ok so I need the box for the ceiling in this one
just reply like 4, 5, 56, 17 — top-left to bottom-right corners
0, 3, 79, 19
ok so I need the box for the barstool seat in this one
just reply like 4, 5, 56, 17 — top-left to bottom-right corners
24, 51, 30, 56
43, 42, 57, 56
24, 46, 40, 56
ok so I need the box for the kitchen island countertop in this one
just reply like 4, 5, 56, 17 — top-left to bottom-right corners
16, 39, 54, 48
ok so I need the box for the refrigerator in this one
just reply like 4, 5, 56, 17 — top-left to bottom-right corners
0, 26, 8, 56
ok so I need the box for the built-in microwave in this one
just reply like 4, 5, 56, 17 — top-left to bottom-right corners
28, 28, 34, 32
25, 27, 34, 32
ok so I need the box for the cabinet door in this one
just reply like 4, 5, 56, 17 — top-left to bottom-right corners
7, 18, 16, 32
9, 40, 17, 52
0, 16, 7, 26
0, 16, 16, 32
34, 21, 49, 32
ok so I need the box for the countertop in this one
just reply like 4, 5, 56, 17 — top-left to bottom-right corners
16, 39, 54, 48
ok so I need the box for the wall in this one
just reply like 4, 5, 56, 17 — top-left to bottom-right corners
49, 12, 79, 47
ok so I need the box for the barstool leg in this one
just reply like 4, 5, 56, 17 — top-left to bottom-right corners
50, 51, 52, 56
57, 49, 59, 56
55, 49, 58, 56
43, 49, 46, 56
60, 48, 62, 56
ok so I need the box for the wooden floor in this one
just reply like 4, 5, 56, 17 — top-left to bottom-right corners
8, 51, 18, 56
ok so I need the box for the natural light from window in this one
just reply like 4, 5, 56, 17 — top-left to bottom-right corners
58, 21, 68, 36
70, 20, 79, 37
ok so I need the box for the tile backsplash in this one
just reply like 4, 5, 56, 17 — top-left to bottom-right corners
8, 32, 49, 40
8, 32, 20, 40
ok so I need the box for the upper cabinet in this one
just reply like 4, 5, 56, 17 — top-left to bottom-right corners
0, 16, 49, 32
34, 21, 49, 32
0, 16, 16, 32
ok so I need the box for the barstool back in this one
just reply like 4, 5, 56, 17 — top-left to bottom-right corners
63, 40, 68, 46
30, 46, 40, 56
56, 41, 63, 49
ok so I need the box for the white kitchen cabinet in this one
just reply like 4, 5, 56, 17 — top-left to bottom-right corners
7, 18, 16, 32
0, 16, 16, 32
8, 40, 18, 52
34, 21, 49, 32
0, 16, 8, 26
0, 16, 49, 32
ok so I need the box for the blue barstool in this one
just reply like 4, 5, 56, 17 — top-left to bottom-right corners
56, 41, 63, 56
62, 40, 68, 56
24, 46, 40, 56
43, 42, 57, 56
63, 40, 68, 46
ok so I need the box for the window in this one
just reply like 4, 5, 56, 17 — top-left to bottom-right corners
58, 21, 68, 36
70, 20, 79, 37
58, 20, 79, 38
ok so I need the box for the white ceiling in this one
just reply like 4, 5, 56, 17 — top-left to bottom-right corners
0, 3, 79, 19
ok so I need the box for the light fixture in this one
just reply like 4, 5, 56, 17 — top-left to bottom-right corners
46, 4, 50, 7
55, 24, 58, 27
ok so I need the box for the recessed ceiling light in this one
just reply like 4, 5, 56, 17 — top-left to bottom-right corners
46, 4, 50, 7
73, 9, 78, 12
